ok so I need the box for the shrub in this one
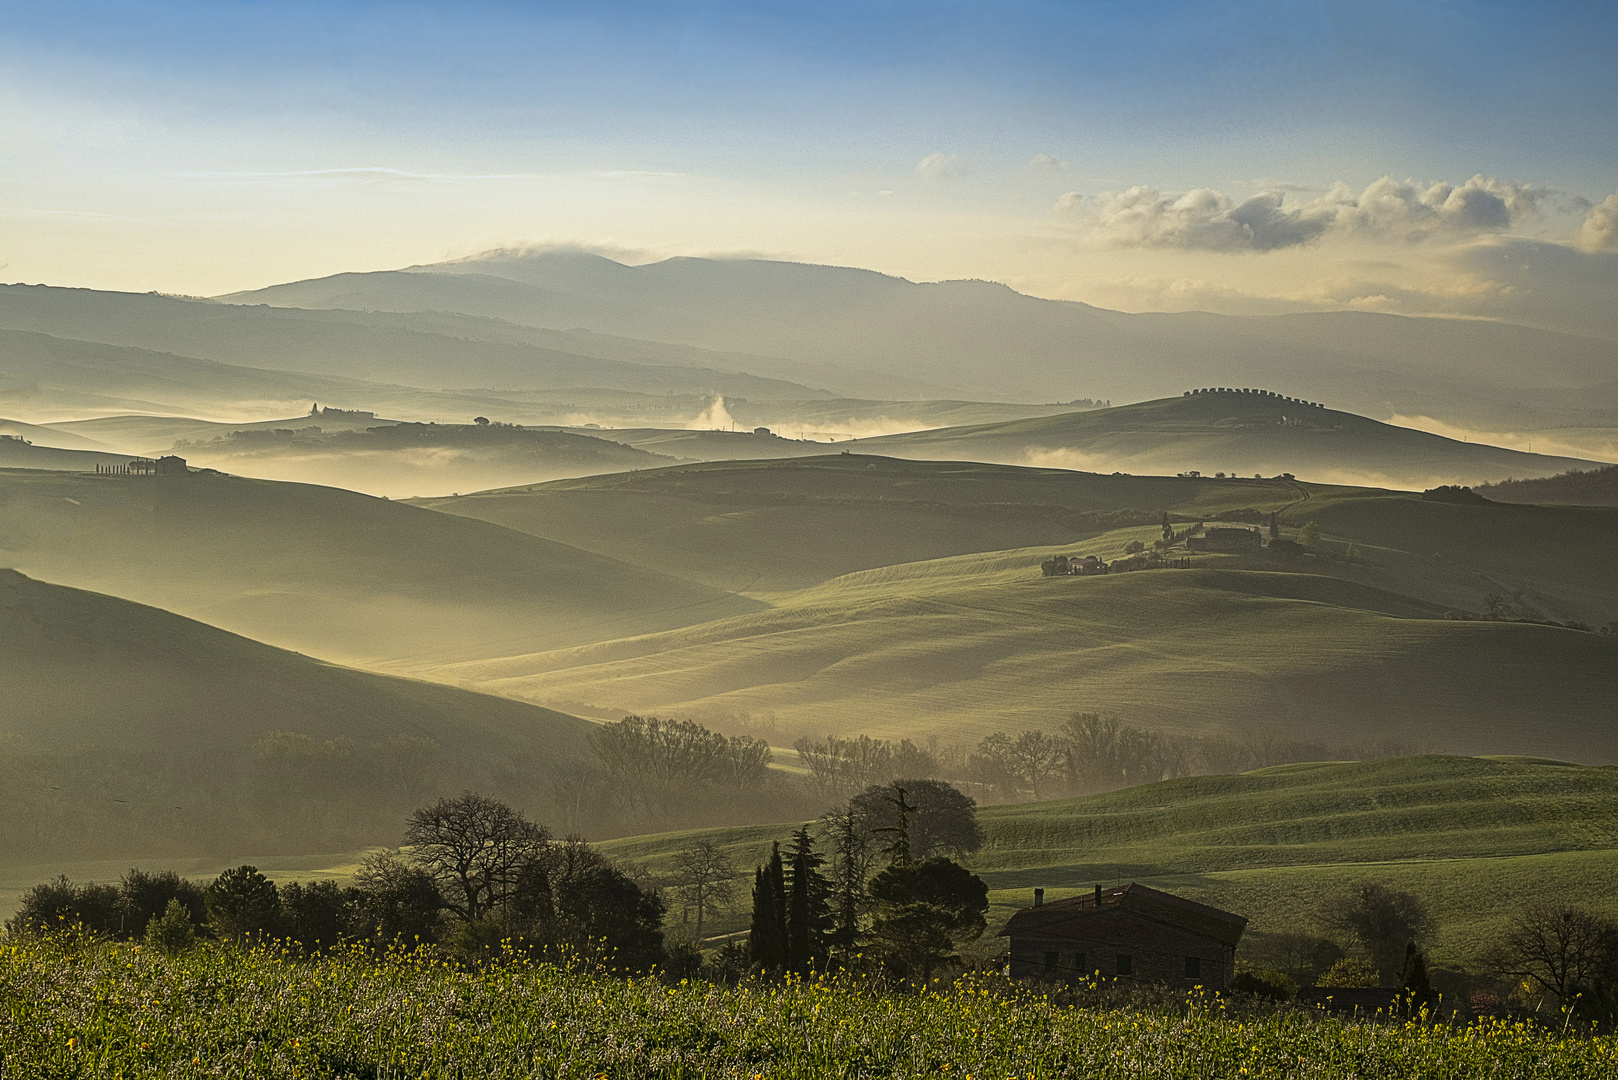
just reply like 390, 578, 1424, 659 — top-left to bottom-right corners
144, 898, 198, 955
1318, 957, 1382, 987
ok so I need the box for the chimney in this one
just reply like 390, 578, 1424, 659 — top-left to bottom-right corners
1094, 883, 1103, 906
1033, 888, 1044, 907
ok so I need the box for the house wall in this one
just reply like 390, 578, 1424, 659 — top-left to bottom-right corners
1007, 909, 1235, 988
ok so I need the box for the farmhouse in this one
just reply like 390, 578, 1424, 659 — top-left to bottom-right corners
1000, 883, 1246, 989
155, 454, 189, 475
1185, 526, 1263, 553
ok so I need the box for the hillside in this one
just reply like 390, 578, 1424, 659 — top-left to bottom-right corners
603, 755, 1618, 965
166, 422, 677, 499
857, 391, 1597, 488
433, 525, 1618, 755
1477, 462, 1618, 506
0, 468, 758, 666
417, 455, 1316, 592
0, 569, 595, 864
0, 436, 146, 473
220, 249, 1618, 429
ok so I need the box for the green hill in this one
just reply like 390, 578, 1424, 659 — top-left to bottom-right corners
416, 455, 1316, 592
0, 436, 146, 473
0, 468, 758, 667
1477, 462, 1618, 507
602, 755, 1618, 966
858, 391, 1598, 488
0, 569, 594, 865
434, 526, 1618, 756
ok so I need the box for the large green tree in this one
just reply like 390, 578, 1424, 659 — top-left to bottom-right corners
866, 858, 989, 984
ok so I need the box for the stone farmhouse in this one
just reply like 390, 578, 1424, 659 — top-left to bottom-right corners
1000, 883, 1247, 989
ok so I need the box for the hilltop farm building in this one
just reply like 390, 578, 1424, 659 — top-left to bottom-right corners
1001, 883, 1247, 989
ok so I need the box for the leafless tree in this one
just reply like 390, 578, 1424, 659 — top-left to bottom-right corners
668, 840, 739, 941
1319, 883, 1436, 985
1492, 901, 1618, 1002
404, 793, 551, 922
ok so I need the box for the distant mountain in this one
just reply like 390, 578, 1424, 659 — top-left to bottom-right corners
855, 390, 1597, 488
221, 249, 1618, 426
1479, 463, 1618, 506
0, 568, 593, 864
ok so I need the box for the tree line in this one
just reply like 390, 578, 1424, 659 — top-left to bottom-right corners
6, 794, 666, 972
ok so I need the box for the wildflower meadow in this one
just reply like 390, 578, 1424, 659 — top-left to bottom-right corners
3, 936, 1616, 1079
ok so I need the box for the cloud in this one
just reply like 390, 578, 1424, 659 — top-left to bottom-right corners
1026, 153, 1068, 175
914, 152, 965, 181
1579, 192, 1618, 252
1059, 175, 1544, 252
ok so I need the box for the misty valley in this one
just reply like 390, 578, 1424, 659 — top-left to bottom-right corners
6, 12, 1618, 1068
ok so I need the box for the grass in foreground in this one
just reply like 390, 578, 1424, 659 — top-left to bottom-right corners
4, 938, 1616, 1079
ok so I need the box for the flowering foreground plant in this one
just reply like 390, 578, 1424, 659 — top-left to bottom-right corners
3, 937, 1615, 1079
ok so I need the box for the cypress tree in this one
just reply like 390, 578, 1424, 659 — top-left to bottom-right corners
786, 827, 830, 974
748, 843, 788, 974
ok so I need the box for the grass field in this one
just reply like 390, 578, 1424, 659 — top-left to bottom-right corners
9, 939, 1615, 1080
604, 755, 1618, 969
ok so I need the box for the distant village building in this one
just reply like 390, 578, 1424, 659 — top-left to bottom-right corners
155, 455, 189, 475
753, 427, 772, 436
1001, 883, 1247, 989
1185, 526, 1263, 553
1184, 387, 1325, 409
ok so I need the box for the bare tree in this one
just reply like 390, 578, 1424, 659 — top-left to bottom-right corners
1492, 901, 1618, 1003
404, 794, 551, 922
668, 840, 739, 942
1007, 730, 1065, 799
793, 733, 937, 802
1059, 712, 1121, 790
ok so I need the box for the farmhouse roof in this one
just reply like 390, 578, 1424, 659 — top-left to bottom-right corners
998, 883, 1247, 948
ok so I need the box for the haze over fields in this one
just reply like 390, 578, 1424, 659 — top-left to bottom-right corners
5, 3, 1618, 1020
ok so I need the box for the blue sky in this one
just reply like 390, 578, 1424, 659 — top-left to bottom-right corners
2, 1, 1615, 329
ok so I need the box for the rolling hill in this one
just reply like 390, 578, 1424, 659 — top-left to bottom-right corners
856, 390, 1598, 488
601, 755, 1618, 967
0, 568, 595, 865
162, 422, 678, 499
220, 249, 1618, 428
430, 523, 1618, 756
415, 455, 1310, 592
1477, 463, 1618, 506
0, 467, 758, 666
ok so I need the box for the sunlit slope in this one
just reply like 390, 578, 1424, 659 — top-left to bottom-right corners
0, 569, 593, 864
0, 438, 144, 473
859, 393, 1595, 487
42, 412, 400, 456
437, 538, 1618, 756
602, 756, 1618, 962
0, 469, 758, 665
1293, 490, 1618, 623
418, 456, 1317, 591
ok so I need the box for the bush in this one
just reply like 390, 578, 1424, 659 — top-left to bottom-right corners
144, 898, 198, 955
1318, 957, 1382, 987
1123, 539, 1145, 554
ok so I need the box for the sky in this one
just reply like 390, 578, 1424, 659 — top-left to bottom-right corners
2, 0, 1616, 337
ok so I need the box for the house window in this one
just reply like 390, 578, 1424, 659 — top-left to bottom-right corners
1185, 956, 1201, 979
1043, 950, 1059, 973
1074, 951, 1087, 974
1116, 953, 1133, 977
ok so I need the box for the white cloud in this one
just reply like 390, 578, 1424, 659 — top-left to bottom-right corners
1059, 175, 1544, 252
914, 151, 965, 181
1579, 192, 1618, 252
1026, 153, 1068, 175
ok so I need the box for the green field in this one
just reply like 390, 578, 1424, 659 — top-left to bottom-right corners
9, 938, 1614, 1079
604, 755, 1618, 968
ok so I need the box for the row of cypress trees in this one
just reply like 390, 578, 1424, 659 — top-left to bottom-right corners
747, 827, 833, 974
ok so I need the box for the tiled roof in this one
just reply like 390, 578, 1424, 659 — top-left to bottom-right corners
998, 883, 1247, 948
